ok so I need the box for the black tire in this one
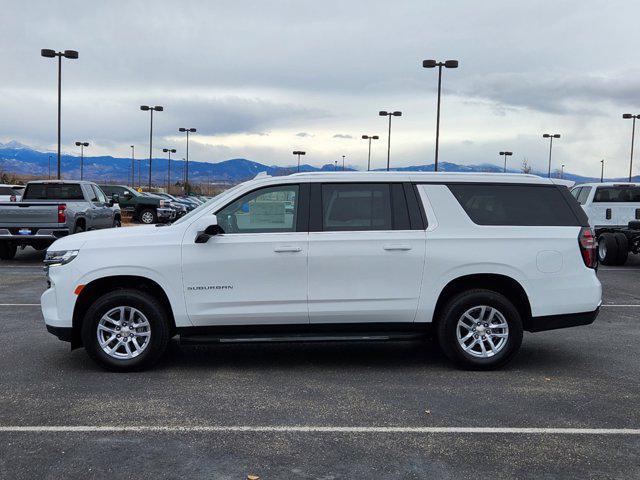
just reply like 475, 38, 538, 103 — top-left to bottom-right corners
614, 233, 629, 266
74, 223, 85, 234
436, 289, 523, 370
113, 216, 122, 228
597, 233, 618, 265
81, 289, 171, 371
139, 208, 157, 224
0, 242, 17, 260
628, 220, 640, 230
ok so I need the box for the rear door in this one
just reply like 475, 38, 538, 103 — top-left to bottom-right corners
307, 182, 426, 324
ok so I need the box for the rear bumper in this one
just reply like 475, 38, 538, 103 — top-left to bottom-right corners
526, 307, 600, 332
46, 325, 73, 342
0, 227, 69, 242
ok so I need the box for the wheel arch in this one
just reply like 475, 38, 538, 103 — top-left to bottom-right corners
433, 273, 532, 330
71, 275, 176, 349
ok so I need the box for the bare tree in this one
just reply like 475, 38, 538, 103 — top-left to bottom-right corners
521, 158, 532, 174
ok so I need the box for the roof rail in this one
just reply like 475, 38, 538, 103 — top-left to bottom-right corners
253, 172, 271, 179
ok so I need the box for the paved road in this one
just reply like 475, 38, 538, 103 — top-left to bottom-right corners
0, 247, 639, 479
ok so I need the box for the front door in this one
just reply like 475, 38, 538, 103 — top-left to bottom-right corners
182, 183, 310, 326
308, 182, 426, 324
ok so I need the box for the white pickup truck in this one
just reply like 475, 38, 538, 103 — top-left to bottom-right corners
570, 182, 640, 265
42, 172, 601, 371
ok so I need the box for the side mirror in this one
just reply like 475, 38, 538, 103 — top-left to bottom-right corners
194, 215, 224, 243
112, 194, 120, 204
108, 198, 115, 207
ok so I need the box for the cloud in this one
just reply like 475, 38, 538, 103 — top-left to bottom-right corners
295, 132, 314, 138
333, 134, 353, 139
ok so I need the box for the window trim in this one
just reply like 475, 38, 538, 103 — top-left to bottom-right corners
213, 183, 307, 234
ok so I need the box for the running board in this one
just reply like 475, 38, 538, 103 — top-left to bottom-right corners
179, 331, 426, 345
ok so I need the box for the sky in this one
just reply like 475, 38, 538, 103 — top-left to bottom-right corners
1, 0, 640, 177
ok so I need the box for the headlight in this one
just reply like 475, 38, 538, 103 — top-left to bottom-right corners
44, 250, 79, 267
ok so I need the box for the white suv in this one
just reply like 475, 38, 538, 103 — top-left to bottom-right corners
42, 172, 601, 371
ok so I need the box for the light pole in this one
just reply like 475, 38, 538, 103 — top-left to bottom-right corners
130, 145, 135, 187
561, 164, 565, 179
379, 111, 402, 171
422, 59, 459, 172
342, 155, 346, 171
601, 159, 605, 183
74, 141, 89, 180
41, 49, 79, 180
499, 151, 513, 173
362, 135, 379, 171
292, 150, 306, 173
178, 127, 196, 194
140, 105, 163, 190
542, 133, 561, 178
623, 114, 640, 182
334, 159, 338, 171
163, 148, 176, 193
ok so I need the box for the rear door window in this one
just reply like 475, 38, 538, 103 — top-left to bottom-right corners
23, 183, 85, 200
593, 186, 640, 202
448, 184, 580, 226
321, 183, 393, 231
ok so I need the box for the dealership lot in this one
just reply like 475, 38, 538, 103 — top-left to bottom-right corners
0, 248, 639, 478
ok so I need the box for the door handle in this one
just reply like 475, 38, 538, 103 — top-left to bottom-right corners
383, 244, 412, 251
274, 246, 302, 253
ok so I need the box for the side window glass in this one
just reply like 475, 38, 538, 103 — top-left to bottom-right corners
570, 187, 582, 199
94, 186, 107, 203
321, 183, 392, 231
577, 186, 591, 205
217, 185, 299, 233
87, 185, 99, 202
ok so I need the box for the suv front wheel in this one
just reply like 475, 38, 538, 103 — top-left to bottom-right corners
81, 289, 170, 371
437, 289, 523, 370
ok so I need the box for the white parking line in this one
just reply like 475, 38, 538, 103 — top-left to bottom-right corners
0, 425, 638, 435
0, 304, 40, 306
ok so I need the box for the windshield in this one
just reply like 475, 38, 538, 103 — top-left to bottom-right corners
172, 182, 248, 225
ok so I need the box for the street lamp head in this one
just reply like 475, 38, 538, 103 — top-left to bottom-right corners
179, 127, 186, 132
623, 113, 633, 119
83, 142, 89, 147
422, 59, 437, 68
41, 49, 56, 58
379, 111, 388, 116
553, 134, 561, 138
153, 106, 163, 111
63, 50, 79, 59
140, 105, 150, 111
75, 141, 81, 146
171, 149, 176, 153
505, 151, 513, 156
362, 135, 368, 139
163, 148, 169, 153
543, 134, 550, 138
392, 111, 402, 116
189, 128, 196, 132
444, 60, 459, 68
372, 135, 379, 139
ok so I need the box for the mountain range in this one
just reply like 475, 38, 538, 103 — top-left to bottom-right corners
0, 140, 635, 185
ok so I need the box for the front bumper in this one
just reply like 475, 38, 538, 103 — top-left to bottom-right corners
526, 306, 600, 332
157, 207, 176, 222
46, 325, 73, 342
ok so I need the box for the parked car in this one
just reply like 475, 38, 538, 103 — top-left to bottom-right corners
154, 193, 194, 217
0, 180, 120, 260
140, 192, 188, 219
570, 182, 640, 265
0, 184, 25, 202
98, 185, 175, 224
42, 172, 601, 371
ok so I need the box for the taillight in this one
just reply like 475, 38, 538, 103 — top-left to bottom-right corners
9, 195, 16, 202
578, 227, 597, 269
58, 204, 67, 223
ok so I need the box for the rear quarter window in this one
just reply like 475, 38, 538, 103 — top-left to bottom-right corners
447, 184, 581, 226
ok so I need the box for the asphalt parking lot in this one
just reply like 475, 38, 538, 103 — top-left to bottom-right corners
0, 248, 639, 479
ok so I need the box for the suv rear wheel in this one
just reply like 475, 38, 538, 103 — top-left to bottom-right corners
437, 289, 523, 370
81, 289, 171, 371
